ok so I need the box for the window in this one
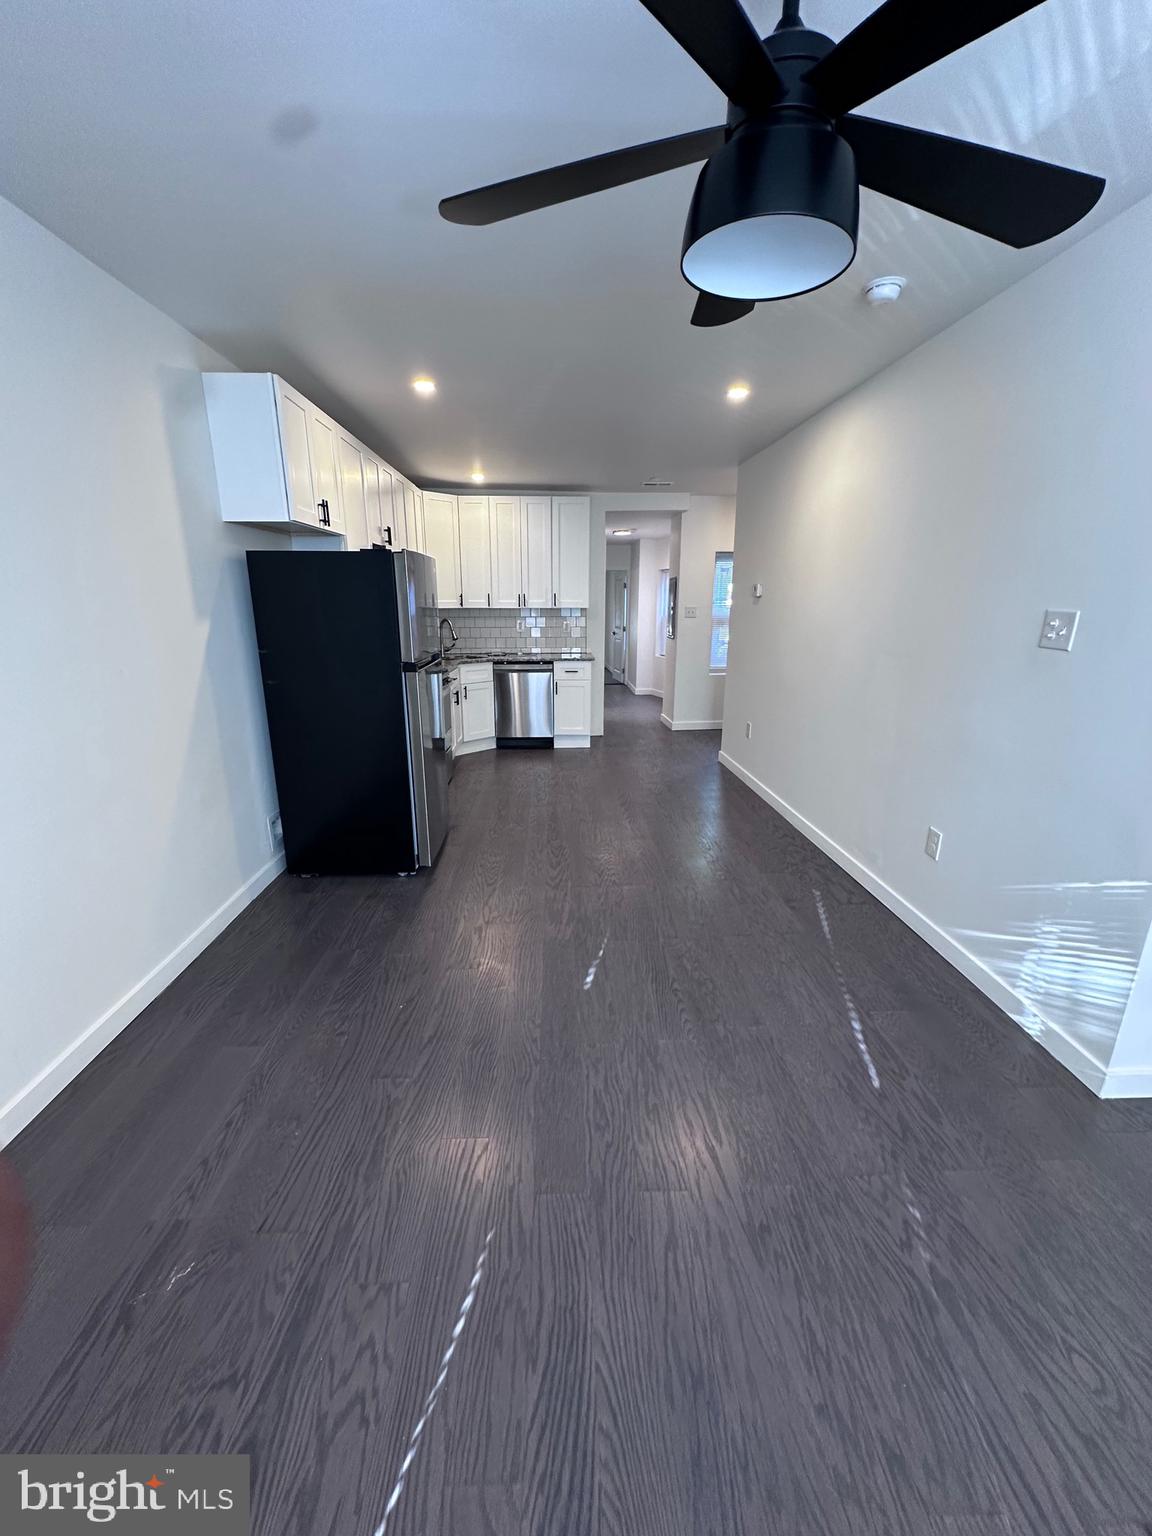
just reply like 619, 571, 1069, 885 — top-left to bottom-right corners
710, 552, 734, 672
655, 569, 670, 658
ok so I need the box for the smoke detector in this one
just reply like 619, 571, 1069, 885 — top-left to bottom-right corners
642, 476, 673, 488
864, 275, 907, 305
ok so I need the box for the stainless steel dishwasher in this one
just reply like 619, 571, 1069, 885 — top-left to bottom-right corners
494, 661, 554, 747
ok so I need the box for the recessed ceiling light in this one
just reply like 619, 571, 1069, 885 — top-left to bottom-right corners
470, 470, 486, 484
411, 376, 437, 396
612, 528, 636, 536
726, 381, 751, 403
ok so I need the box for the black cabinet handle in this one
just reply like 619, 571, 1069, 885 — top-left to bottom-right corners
453, 689, 460, 706
464, 685, 468, 700
317, 499, 330, 526
459, 592, 463, 607
384, 525, 392, 546
553, 591, 557, 606
487, 593, 491, 607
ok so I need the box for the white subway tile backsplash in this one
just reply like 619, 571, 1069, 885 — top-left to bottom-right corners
449, 606, 588, 651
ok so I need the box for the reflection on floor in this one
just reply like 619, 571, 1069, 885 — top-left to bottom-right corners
5, 686, 1152, 1535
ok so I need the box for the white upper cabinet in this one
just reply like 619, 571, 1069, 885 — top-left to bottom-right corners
490, 496, 523, 608
203, 373, 334, 533
275, 383, 318, 527
423, 492, 461, 603
402, 481, 424, 554
552, 496, 590, 607
457, 495, 492, 606
363, 457, 392, 547
336, 432, 368, 548
521, 496, 553, 607
307, 410, 344, 533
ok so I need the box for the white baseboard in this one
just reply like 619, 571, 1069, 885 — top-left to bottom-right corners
0, 853, 285, 1148
1101, 1066, 1152, 1099
554, 735, 591, 749
661, 714, 723, 731
624, 681, 663, 698
717, 750, 1124, 1099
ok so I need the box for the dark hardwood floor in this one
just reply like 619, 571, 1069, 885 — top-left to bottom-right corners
5, 687, 1152, 1534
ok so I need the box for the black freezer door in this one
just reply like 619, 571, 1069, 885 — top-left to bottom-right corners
246, 550, 417, 875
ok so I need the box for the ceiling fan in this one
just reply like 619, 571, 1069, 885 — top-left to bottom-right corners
439, 0, 1105, 327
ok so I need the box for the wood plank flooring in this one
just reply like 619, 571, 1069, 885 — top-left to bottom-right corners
4, 687, 1152, 1534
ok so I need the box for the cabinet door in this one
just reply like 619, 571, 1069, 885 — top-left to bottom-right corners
552, 495, 590, 607
521, 496, 552, 607
309, 412, 344, 532
403, 483, 425, 553
457, 495, 492, 607
490, 495, 522, 607
337, 434, 369, 548
554, 671, 592, 736
362, 457, 383, 545
461, 678, 495, 741
422, 492, 460, 602
275, 382, 318, 526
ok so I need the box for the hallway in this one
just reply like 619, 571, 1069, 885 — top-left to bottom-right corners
4, 688, 1152, 1534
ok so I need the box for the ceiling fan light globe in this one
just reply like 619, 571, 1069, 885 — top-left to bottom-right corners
682, 121, 858, 302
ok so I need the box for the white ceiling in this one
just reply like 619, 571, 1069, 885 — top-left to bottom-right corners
0, 0, 1149, 492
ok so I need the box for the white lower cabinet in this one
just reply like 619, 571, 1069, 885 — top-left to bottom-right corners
554, 660, 592, 742
459, 663, 496, 746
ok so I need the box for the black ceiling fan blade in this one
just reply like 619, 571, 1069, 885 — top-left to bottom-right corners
806, 0, 1046, 116
843, 115, 1105, 247
691, 293, 756, 327
637, 0, 785, 112
439, 124, 726, 225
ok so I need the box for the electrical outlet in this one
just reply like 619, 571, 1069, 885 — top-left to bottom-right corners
683, 606, 697, 619
745, 721, 753, 740
925, 826, 943, 862
1039, 609, 1079, 651
267, 812, 283, 852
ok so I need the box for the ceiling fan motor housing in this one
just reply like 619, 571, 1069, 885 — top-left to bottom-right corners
683, 26, 858, 304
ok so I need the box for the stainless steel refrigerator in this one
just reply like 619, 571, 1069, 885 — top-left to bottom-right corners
246, 548, 449, 875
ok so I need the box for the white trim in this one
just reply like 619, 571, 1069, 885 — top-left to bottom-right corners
662, 715, 723, 731
554, 735, 591, 749
1101, 1066, 1152, 1100
624, 681, 663, 698
717, 750, 1118, 1099
0, 854, 285, 1148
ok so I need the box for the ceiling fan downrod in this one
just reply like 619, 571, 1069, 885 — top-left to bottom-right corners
775, 0, 804, 31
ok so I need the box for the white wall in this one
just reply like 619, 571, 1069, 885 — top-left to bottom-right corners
721, 192, 1152, 1097
633, 537, 670, 697
663, 495, 736, 730
0, 194, 283, 1144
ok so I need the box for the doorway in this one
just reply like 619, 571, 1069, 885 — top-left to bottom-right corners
605, 569, 628, 684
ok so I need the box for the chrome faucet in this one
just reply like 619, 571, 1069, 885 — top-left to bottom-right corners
439, 616, 458, 652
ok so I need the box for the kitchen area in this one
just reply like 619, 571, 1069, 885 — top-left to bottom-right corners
205, 371, 595, 878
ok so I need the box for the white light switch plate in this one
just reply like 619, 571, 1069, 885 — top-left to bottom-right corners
925, 826, 943, 861
683, 606, 697, 619
1039, 609, 1079, 651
